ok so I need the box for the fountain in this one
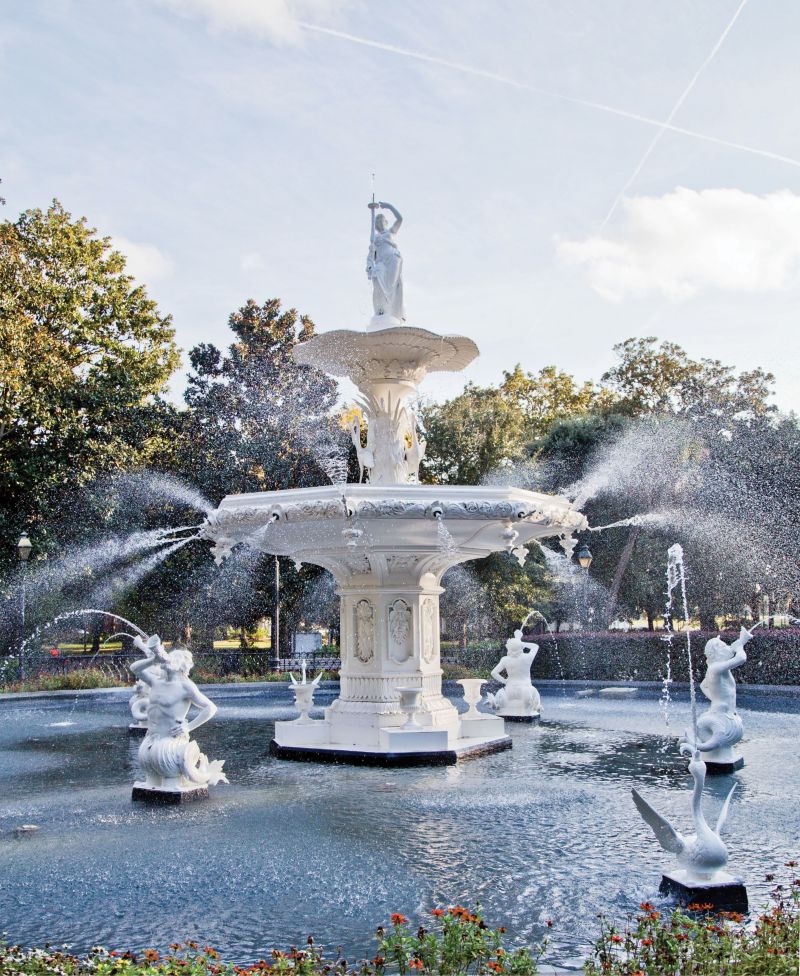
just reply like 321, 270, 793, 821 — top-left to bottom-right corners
485, 628, 541, 722
631, 544, 747, 910
200, 199, 586, 765
692, 626, 753, 773
130, 634, 228, 804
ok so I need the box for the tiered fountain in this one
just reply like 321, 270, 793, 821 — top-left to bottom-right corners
200, 200, 586, 765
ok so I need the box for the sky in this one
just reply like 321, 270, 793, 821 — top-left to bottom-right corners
2, 0, 800, 411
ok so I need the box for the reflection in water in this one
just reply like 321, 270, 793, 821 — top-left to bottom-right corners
0, 684, 796, 969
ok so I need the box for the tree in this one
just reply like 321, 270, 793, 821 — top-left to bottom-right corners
174, 298, 342, 648
0, 201, 179, 649
602, 337, 775, 419
420, 364, 607, 485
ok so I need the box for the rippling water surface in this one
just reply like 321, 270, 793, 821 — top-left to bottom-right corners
1, 683, 798, 970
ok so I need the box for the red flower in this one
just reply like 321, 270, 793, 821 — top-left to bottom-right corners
143, 949, 159, 962
488, 963, 503, 973
390, 913, 408, 926
431, 908, 445, 918
610, 934, 622, 944
408, 958, 423, 970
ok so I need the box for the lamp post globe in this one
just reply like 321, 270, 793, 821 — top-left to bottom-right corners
576, 543, 593, 570
17, 533, 32, 562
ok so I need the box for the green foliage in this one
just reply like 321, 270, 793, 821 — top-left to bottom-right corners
420, 365, 608, 485
0, 201, 178, 561
602, 336, 776, 419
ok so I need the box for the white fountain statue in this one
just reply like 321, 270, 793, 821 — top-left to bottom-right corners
367, 201, 405, 326
485, 629, 541, 722
130, 634, 228, 803
691, 626, 753, 773
128, 678, 151, 735
289, 656, 324, 723
199, 198, 587, 765
631, 543, 747, 910
632, 743, 744, 906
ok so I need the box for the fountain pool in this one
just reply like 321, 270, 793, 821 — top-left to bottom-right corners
1, 683, 797, 970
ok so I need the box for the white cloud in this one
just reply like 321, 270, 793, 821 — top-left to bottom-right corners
112, 237, 173, 283
152, 0, 353, 44
557, 187, 800, 301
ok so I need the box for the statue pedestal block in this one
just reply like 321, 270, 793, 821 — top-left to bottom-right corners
128, 724, 148, 736
660, 870, 748, 912
274, 719, 329, 747
705, 756, 744, 775
496, 712, 540, 724
460, 715, 506, 737
132, 784, 209, 805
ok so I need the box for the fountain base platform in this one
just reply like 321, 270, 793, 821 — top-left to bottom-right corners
132, 784, 209, 805
660, 870, 748, 912
704, 757, 744, 775
270, 730, 511, 767
128, 724, 148, 736
499, 713, 541, 724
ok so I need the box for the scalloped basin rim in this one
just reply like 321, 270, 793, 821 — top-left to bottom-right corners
215, 483, 582, 517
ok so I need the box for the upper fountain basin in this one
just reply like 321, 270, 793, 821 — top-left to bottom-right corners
293, 325, 479, 387
200, 483, 587, 581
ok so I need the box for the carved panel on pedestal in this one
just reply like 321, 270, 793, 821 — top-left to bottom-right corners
388, 598, 412, 663
421, 597, 436, 663
354, 599, 375, 663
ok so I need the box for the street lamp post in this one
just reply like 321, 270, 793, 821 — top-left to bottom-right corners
16, 533, 32, 681
575, 543, 593, 631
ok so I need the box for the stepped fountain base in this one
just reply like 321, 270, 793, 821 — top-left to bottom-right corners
270, 733, 511, 767
704, 756, 744, 775
660, 870, 748, 912
131, 784, 209, 805
500, 713, 540, 724
271, 714, 510, 767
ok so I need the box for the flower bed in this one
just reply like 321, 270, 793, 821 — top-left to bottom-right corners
1, 871, 796, 975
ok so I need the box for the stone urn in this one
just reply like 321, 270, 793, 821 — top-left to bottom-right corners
396, 686, 422, 729
457, 678, 487, 719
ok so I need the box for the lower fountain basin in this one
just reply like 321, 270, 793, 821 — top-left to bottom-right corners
0, 684, 795, 968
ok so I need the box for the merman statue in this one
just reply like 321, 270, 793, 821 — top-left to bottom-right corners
485, 629, 541, 721
691, 626, 753, 772
130, 634, 228, 803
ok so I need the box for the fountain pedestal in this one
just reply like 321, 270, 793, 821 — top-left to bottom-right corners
271, 550, 516, 765
660, 870, 748, 912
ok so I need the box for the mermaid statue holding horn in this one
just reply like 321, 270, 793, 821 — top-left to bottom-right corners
130, 634, 228, 795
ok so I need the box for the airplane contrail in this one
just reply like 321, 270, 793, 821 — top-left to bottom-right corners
297, 20, 800, 170
600, 0, 752, 228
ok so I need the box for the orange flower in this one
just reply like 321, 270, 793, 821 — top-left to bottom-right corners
409, 958, 424, 970
488, 963, 503, 973
391, 913, 409, 926
639, 902, 654, 912
431, 908, 445, 918
143, 949, 160, 962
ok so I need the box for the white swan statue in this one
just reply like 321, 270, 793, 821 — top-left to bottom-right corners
631, 743, 737, 884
